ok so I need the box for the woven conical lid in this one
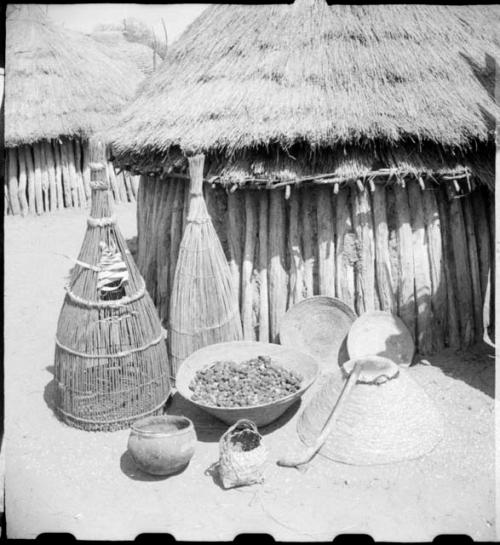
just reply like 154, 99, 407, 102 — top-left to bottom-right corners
297, 358, 443, 465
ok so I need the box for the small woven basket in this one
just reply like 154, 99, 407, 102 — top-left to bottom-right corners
218, 419, 268, 489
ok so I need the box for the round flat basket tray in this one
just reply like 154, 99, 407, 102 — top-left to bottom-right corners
347, 311, 415, 367
279, 296, 356, 371
176, 341, 320, 427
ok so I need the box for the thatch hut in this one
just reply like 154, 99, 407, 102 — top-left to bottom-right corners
4, 5, 144, 215
109, 1, 498, 358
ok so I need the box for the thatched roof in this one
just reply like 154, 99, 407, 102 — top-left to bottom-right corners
89, 30, 160, 76
108, 1, 499, 188
5, 5, 144, 147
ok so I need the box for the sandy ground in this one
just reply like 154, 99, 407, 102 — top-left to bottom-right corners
4, 202, 496, 540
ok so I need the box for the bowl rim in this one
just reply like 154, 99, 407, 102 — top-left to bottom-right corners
176, 344, 320, 412
130, 415, 194, 436
279, 296, 357, 337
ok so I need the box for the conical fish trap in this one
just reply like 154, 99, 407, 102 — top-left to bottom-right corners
168, 154, 242, 378
54, 141, 171, 431
297, 359, 443, 465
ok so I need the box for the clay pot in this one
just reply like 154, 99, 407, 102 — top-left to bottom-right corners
127, 415, 196, 476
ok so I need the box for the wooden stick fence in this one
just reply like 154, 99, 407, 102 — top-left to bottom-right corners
136, 175, 494, 354
4, 138, 139, 215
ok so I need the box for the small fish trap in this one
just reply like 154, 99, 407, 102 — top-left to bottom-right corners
53, 141, 171, 431
168, 154, 243, 378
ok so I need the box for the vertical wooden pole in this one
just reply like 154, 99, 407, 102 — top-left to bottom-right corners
372, 183, 396, 312
4, 183, 10, 215
123, 171, 134, 201
462, 195, 484, 342
316, 186, 336, 297
487, 189, 495, 339
16, 147, 29, 216
24, 145, 36, 214
32, 143, 44, 214
146, 179, 164, 303
242, 191, 257, 340
227, 190, 244, 310
106, 160, 120, 203
268, 189, 288, 343
7, 149, 21, 215
471, 189, 492, 336
59, 141, 72, 207
494, 57, 499, 349
169, 179, 184, 305
73, 139, 87, 206
156, 181, 175, 325
63, 141, 79, 207
136, 175, 148, 274
351, 185, 377, 315
301, 188, 316, 298
81, 140, 91, 200
39, 142, 50, 211
50, 141, 64, 209
131, 175, 140, 198
43, 141, 57, 212
112, 161, 127, 202
444, 183, 475, 347
393, 183, 416, 341
258, 191, 270, 342
436, 185, 460, 349
335, 186, 356, 311
288, 186, 305, 306
407, 180, 433, 354
422, 187, 447, 352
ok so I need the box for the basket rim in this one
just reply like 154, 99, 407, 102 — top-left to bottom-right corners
176, 341, 320, 412
347, 310, 415, 365
279, 295, 357, 364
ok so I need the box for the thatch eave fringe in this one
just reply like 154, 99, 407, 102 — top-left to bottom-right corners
109, 141, 495, 191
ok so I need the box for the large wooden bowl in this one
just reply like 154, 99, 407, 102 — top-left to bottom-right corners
176, 341, 320, 427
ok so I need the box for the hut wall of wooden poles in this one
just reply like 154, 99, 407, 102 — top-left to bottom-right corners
136, 174, 494, 355
4, 139, 139, 215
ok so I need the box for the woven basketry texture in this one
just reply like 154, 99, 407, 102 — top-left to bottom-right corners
297, 360, 443, 465
218, 419, 268, 489
168, 155, 242, 377
347, 310, 415, 367
54, 141, 170, 431
279, 296, 356, 370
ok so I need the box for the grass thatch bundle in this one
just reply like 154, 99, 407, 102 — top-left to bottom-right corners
5, 4, 143, 148
168, 155, 243, 377
54, 141, 170, 431
89, 29, 159, 76
109, 1, 500, 163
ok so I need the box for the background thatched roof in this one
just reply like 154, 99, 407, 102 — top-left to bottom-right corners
109, 1, 500, 168
5, 5, 144, 147
89, 30, 160, 76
